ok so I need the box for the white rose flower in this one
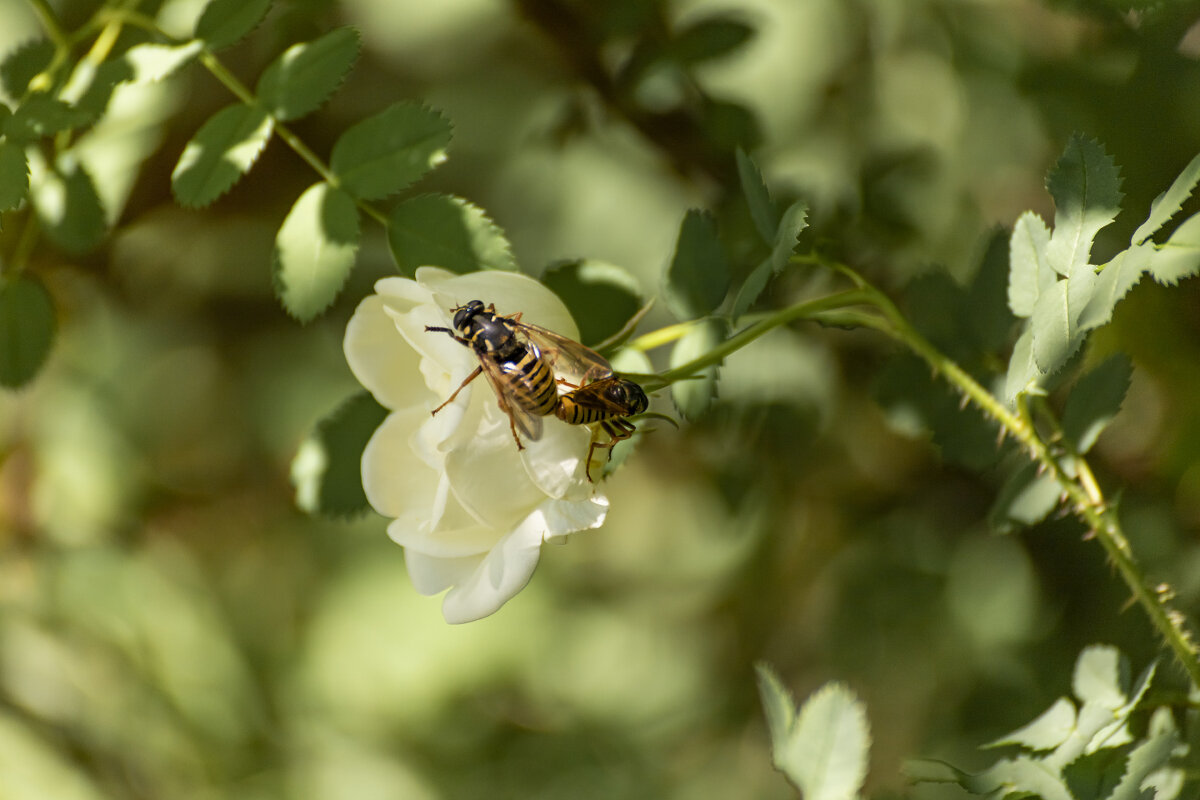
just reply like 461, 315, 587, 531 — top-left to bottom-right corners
344, 267, 608, 623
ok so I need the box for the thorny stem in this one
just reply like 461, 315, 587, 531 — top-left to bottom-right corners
640, 254, 1200, 686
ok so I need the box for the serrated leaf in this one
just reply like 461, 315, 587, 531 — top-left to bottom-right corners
124, 41, 203, 83
773, 682, 871, 800
4, 94, 94, 142
172, 104, 274, 207
730, 256, 773, 319
1009, 211, 1056, 318
990, 461, 1061, 533
0, 275, 56, 389
1045, 135, 1123, 277
1107, 708, 1179, 800
386, 193, 516, 276
28, 151, 107, 254
273, 182, 360, 322
256, 27, 360, 122
975, 757, 1074, 800
1133, 151, 1200, 245
0, 39, 53, 98
755, 663, 797, 748
1004, 325, 1040, 403
670, 318, 724, 420
669, 16, 754, 65
1073, 645, 1128, 711
1061, 355, 1132, 454
987, 698, 1077, 751
1078, 244, 1150, 330
966, 229, 1015, 354
0, 139, 28, 211
664, 209, 730, 319
1147, 213, 1200, 286
1030, 257, 1096, 375
770, 200, 808, 273
736, 147, 777, 244
1062, 749, 1125, 800
196, 0, 272, 51
541, 259, 642, 346
291, 390, 389, 517
330, 101, 452, 201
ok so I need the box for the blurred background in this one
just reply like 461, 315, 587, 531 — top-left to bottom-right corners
3, 0, 1200, 797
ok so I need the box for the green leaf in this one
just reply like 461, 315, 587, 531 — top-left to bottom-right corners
329, 101, 452, 201
196, 0, 272, 51
0, 139, 29, 211
1073, 645, 1128, 711
1147, 213, 1200, 286
274, 182, 360, 322
386, 193, 516, 276
172, 104, 274, 207
28, 152, 107, 254
1107, 708, 1178, 800
989, 461, 1061, 533
1078, 244, 1151, 330
291, 390, 389, 518
730, 256, 773, 320
1030, 257, 1096, 375
0, 39, 53, 98
966, 229, 1016, 354
123, 41, 203, 83
4, 94, 94, 142
256, 27, 360, 122
669, 16, 754, 65
1132, 151, 1200, 245
664, 209, 730, 319
1045, 135, 1123, 276
670, 318, 725, 420
1003, 325, 1039, 403
987, 698, 1076, 752
1060, 355, 1132, 454
976, 757, 1074, 800
736, 148, 777, 244
0, 274, 56, 389
541, 259, 642, 346
1008, 211, 1055, 318
770, 201, 808, 274
759, 677, 870, 800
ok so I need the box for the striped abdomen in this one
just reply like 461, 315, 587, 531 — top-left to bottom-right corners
499, 346, 559, 417
555, 393, 618, 425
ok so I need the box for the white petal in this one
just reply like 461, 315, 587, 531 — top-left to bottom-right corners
520, 420, 593, 499
539, 494, 609, 541
343, 295, 428, 410
403, 549, 478, 595
444, 421, 547, 531
439, 511, 548, 623
360, 407, 440, 519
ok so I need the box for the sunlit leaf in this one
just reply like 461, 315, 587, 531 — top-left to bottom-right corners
28, 151, 106, 254
329, 101, 452, 201
664, 209, 730, 319
196, 0, 272, 51
757, 674, 871, 800
0, 39, 53, 98
0, 274, 56, 388
1073, 645, 1128, 711
1060, 355, 1132, 454
292, 390, 388, 518
670, 318, 725, 420
386, 193, 516, 276
1003, 325, 1040, 403
669, 16, 754, 65
0, 139, 28, 211
1008, 211, 1055, 318
986, 698, 1076, 751
273, 182, 360, 322
1029, 258, 1095, 375
1078, 244, 1150, 330
736, 148, 777, 244
1132, 151, 1200, 245
256, 27, 360, 121
123, 41, 203, 83
172, 104, 274, 207
1106, 708, 1179, 800
541, 259, 642, 346
1045, 135, 1122, 276
770, 201, 807, 274
1147, 213, 1200, 286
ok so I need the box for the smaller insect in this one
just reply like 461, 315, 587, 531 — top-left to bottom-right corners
556, 376, 649, 482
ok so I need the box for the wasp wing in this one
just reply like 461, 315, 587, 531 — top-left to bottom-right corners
560, 377, 635, 417
514, 322, 614, 384
475, 354, 544, 442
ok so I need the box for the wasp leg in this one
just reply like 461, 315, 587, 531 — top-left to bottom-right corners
431, 366, 484, 415
583, 419, 636, 482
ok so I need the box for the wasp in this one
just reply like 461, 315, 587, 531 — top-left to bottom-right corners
425, 300, 648, 480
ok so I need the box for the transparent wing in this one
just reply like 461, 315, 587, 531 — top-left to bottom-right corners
561, 378, 628, 416
514, 321, 614, 383
475, 354, 544, 442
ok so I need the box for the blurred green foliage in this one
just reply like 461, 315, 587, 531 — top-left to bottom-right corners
2, 0, 1200, 798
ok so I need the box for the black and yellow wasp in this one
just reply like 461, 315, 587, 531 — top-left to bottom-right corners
425, 299, 648, 480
